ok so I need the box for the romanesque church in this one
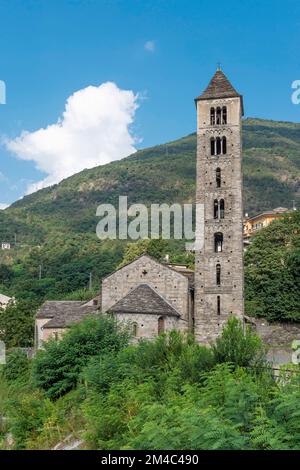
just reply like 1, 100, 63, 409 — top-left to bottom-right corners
35, 69, 245, 347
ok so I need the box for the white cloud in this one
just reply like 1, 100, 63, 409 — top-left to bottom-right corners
0, 203, 9, 210
6, 82, 139, 194
144, 40, 155, 52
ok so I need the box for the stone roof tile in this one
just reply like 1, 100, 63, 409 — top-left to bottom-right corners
110, 284, 180, 317
195, 70, 241, 101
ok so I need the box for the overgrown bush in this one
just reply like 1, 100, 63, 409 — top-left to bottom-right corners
3, 349, 30, 383
32, 315, 130, 399
212, 317, 266, 368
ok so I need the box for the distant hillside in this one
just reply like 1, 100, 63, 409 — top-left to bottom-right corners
0, 117, 300, 301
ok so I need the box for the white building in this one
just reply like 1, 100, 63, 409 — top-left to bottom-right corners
0, 293, 12, 309
1, 243, 11, 250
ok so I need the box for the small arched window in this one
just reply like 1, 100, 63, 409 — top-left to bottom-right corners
220, 199, 225, 219
210, 108, 215, 125
222, 106, 227, 124
132, 322, 138, 337
216, 264, 221, 286
214, 199, 219, 219
216, 168, 221, 188
214, 232, 223, 252
158, 316, 165, 335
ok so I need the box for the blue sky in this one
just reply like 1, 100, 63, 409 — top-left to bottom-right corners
0, 0, 300, 206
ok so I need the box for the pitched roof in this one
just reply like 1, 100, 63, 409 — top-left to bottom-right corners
195, 69, 242, 102
36, 301, 85, 319
36, 300, 98, 328
110, 284, 181, 317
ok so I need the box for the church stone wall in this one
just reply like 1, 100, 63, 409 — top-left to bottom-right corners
115, 313, 188, 342
101, 255, 190, 321
194, 95, 244, 344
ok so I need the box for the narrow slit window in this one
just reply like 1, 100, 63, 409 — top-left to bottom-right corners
158, 316, 165, 335
216, 264, 221, 286
132, 323, 138, 337
217, 296, 221, 315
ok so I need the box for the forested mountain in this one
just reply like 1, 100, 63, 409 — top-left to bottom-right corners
0, 117, 300, 305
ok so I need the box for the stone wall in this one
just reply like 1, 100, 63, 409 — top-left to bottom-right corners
115, 312, 188, 342
194, 95, 244, 344
42, 327, 65, 343
102, 255, 191, 323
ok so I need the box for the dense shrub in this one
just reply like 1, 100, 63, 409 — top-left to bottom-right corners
3, 349, 30, 383
32, 315, 130, 399
212, 317, 266, 368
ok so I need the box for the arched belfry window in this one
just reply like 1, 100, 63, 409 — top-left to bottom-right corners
210, 106, 227, 126
222, 137, 227, 155
216, 168, 221, 188
158, 316, 165, 335
213, 200, 225, 219
220, 199, 225, 219
214, 232, 223, 252
210, 138, 215, 156
216, 107, 221, 125
216, 264, 221, 286
210, 137, 227, 156
214, 199, 219, 219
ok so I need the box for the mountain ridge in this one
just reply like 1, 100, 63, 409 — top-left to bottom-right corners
0, 117, 300, 301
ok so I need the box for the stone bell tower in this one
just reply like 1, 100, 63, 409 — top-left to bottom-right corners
194, 68, 244, 343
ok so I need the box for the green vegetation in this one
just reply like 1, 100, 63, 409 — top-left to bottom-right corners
245, 210, 300, 322
0, 300, 37, 347
1, 316, 300, 450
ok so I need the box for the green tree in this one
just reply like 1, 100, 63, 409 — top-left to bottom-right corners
212, 317, 266, 368
0, 300, 37, 348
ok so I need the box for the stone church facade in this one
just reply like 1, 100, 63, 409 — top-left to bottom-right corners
101, 255, 192, 341
35, 69, 245, 348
